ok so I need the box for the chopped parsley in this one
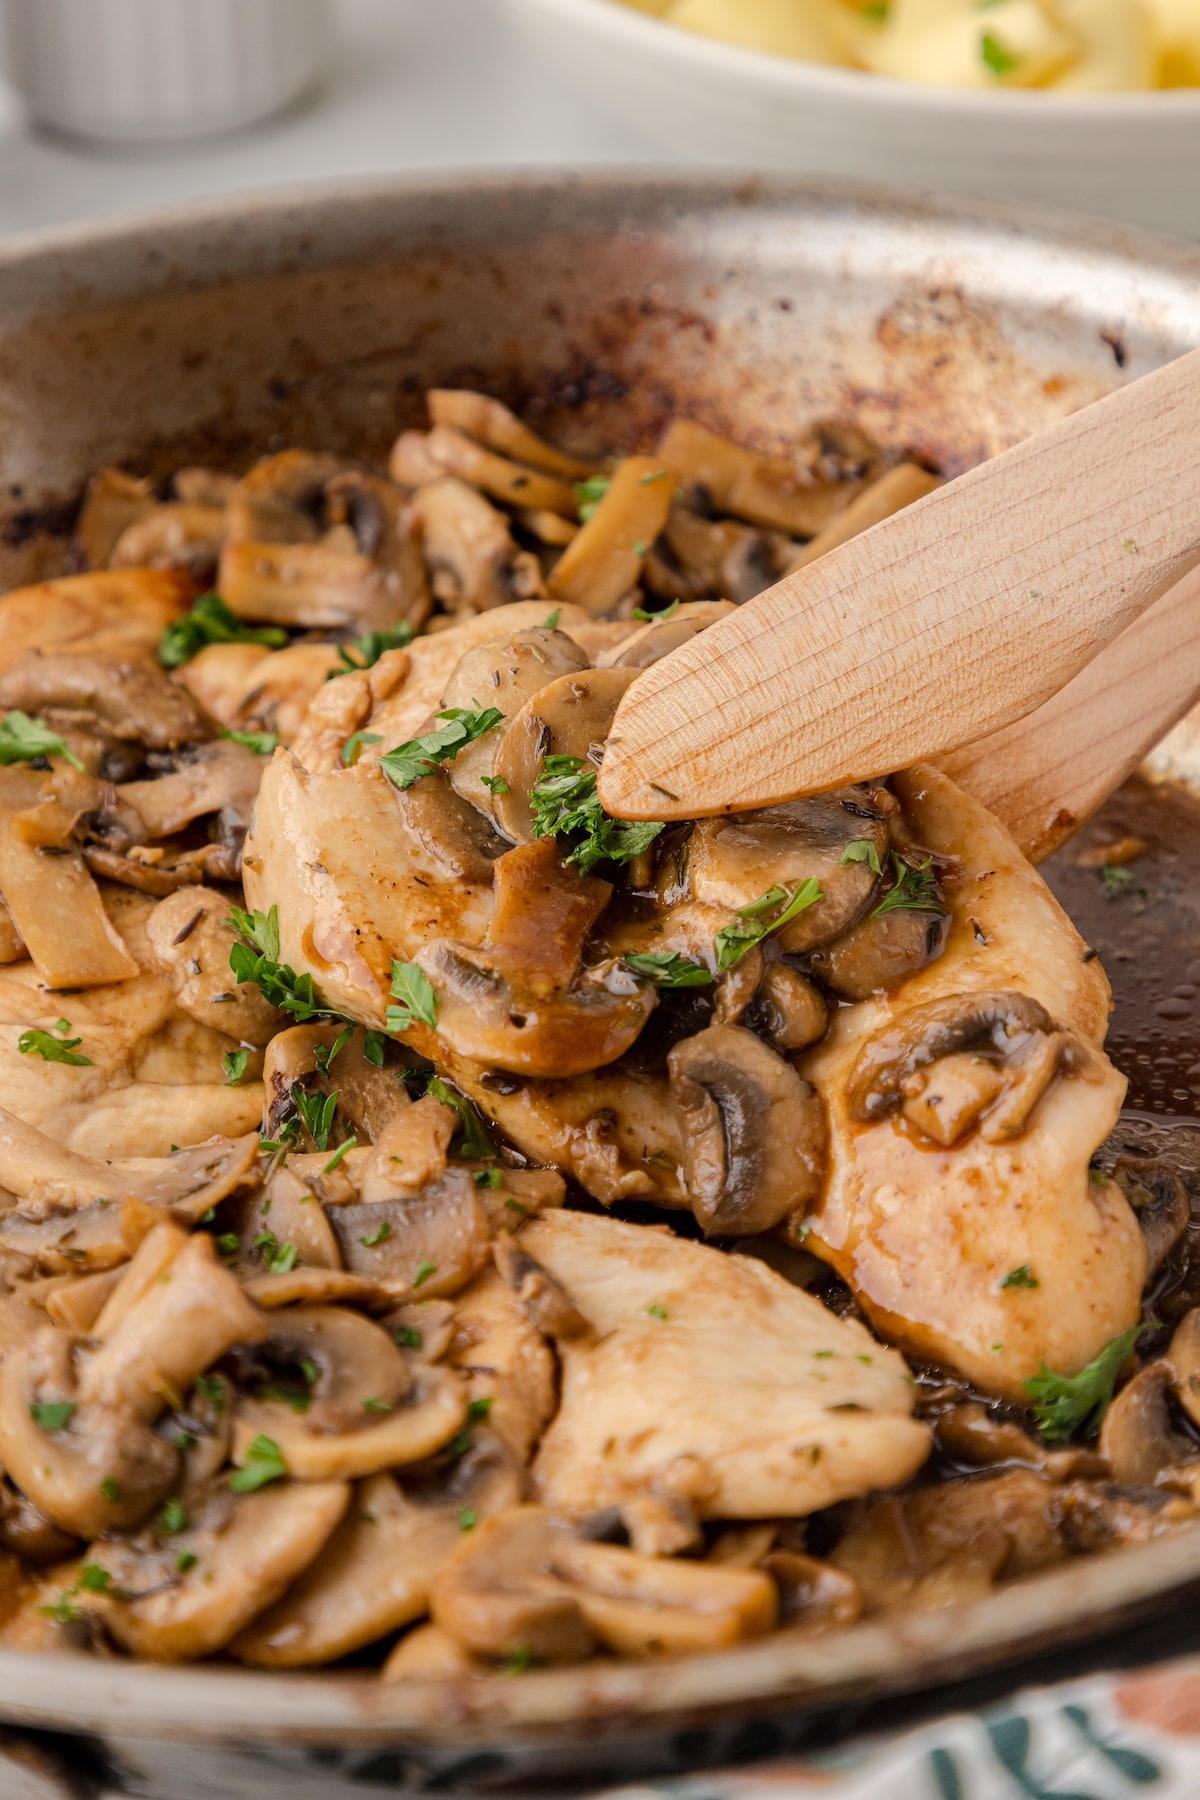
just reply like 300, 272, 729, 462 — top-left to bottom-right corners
841, 838, 884, 878
342, 730, 382, 767
1001, 1265, 1039, 1290
37, 1593, 81, 1625
230, 1434, 288, 1493
473, 1167, 503, 1188
1024, 1325, 1140, 1440
78, 1563, 114, 1594
30, 1400, 76, 1433
529, 753, 664, 876
157, 1500, 189, 1536
387, 961, 439, 1034
215, 1232, 240, 1257
980, 28, 1019, 74
480, 774, 510, 795
322, 1137, 357, 1175
362, 1029, 388, 1068
222, 727, 278, 756
362, 1397, 394, 1414
18, 1027, 91, 1067
1100, 863, 1145, 901
427, 1075, 495, 1161
0, 709, 85, 773
313, 1026, 354, 1078
631, 598, 682, 624
175, 1550, 198, 1575
360, 1221, 393, 1248
222, 1047, 250, 1086
646, 1304, 669, 1321
575, 474, 610, 521
713, 880, 823, 971
622, 950, 712, 989
395, 1326, 423, 1349
227, 904, 335, 1025
505, 1643, 533, 1674
872, 853, 944, 918
292, 1085, 338, 1152
467, 1397, 494, 1422
379, 708, 504, 791
459, 1508, 478, 1531
542, 609, 561, 630
253, 1229, 299, 1276
413, 1260, 438, 1288
195, 1374, 227, 1415
158, 593, 287, 669
334, 623, 414, 674
99, 1476, 121, 1503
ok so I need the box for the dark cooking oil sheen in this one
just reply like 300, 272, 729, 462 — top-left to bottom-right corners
1044, 775, 1200, 1119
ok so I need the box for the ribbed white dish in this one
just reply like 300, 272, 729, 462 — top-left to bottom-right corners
0, 0, 333, 142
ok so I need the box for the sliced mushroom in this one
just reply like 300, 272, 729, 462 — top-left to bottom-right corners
933, 1403, 1106, 1482
689, 791, 890, 954
431, 1506, 776, 1663
0, 1109, 259, 1217
356, 1094, 454, 1203
643, 503, 776, 606
426, 391, 596, 482
1097, 1360, 1200, 1490
99, 1476, 350, 1663
76, 467, 155, 568
382, 1621, 482, 1680
415, 478, 545, 615
392, 772, 508, 883
439, 625, 588, 811
178, 641, 345, 747
807, 906, 950, 1002
445, 1268, 557, 1462
0, 790, 140, 987
602, 599, 736, 669
762, 1552, 861, 1630
416, 937, 654, 1078
119, 741, 264, 840
146, 888, 282, 1046
0, 569, 192, 676
423, 426, 579, 518
1112, 1157, 1191, 1279
548, 457, 676, 616
261, 1022, 411, 1149
487, 837, 611, 994
748, 962, 828, 1052
232, 1437, 523, 1668
231, 1305, 464, 1480
1170, 1311, 1200, 1431
328, 1169, 493, 1299
846, 991, 1091, 1147
244, 1267, 393, 1310
656, 418, 876, 538
493, 1235, 593, 1343
668, 1024, 826, 1236
234, 1163, 343, 1275
110, 503, 227, 579
491, 665, 639, 843
0, 653, 207, 751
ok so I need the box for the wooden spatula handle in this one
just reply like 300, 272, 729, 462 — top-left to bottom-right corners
600, 348, 1200, 820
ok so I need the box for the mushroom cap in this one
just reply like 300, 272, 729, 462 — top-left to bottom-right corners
668, 1023, 826, 1236
490, 667, 638, 844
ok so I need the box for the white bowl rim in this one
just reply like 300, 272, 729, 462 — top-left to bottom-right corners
508, 0, 1200, 118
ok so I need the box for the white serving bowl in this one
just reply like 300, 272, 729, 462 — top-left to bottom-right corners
498, 0, 1200, 234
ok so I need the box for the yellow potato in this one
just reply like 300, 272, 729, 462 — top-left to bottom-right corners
667, 0, 856, 64
1052, 0, 1156, 89
1149, 0, 1200, 83
862, 0, 1078, 86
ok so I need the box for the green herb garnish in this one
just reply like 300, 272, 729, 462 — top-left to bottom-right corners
575, 474, 610, 521
222, 727, 278, 756
360, 1221, 393, 1248
872, 853, 944, 918
30, 1400, 76, 1433
342, 730, 382, 767
387, 961, 439, 1034
362, 1397, 394, 1414
253, 1228, 299, 1276
1024, 1325, 1140, 1440
413, 1260, 437, 1288
158, 593, 287, 669
1002, 1265, 1039, 1290
362, 1029, 388, 1067
78, 1563, 113, 1593
529, 753, 664, 876
713, 880, 823, 971
480, 774, 510, 795
0, 709, 85, 773
322, 1137, 357, 1174
379, 708, 504, 791
158, 1500, 189, 1536
631, 598, 682, 624
395, 1326, 423, 1349
622, 950, 712, 989
222, 1047, 250, 1086
230, 1434, 287, 1493
334, 624, 414, 674
292, 1086, 338, 1152
99, 1476, 121, 1503
226, 905, 333, 1025
841, 838, 884, 877
427, 1076, 495, 1161
18, 1027, 92, 1067
980, 28, 1019, 73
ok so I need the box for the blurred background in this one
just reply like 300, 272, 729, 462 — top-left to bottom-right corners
0, 0, 1194, 241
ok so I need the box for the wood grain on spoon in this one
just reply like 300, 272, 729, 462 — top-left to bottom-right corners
943, 565, 1200, 864
599, 348, 1200, 821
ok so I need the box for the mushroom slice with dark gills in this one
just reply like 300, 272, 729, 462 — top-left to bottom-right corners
795, 765, 1140, 1404
220, 454, 430, 635
438, 626, 589, 815
231, 1305, 464, 1482
688, 789, 892, 954
522, 1211, 929, 1524
489, 666, 639, 844
232, 1437, 523, 1669
668, 1024, 825, 1236
415, 477, 546, 615
0, 1229, 265, 1539
600, 599, 736, 670
0, 652, 208, 752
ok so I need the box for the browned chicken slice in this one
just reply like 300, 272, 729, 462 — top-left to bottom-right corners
522, 1211, 930, 1520
799, 765, 1140, 1401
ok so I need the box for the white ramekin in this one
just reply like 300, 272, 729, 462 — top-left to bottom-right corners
0, 0, 333, 142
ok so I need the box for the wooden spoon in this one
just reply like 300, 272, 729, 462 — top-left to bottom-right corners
598, 348, 1200, 821
943, 564, 1200, 862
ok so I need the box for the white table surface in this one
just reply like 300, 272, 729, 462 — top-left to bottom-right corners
0, 0, 656, 241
